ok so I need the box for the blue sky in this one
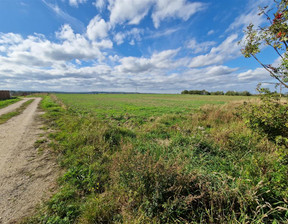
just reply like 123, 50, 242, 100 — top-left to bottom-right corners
0, 0, 280, 93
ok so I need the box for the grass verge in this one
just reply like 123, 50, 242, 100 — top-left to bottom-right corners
0, 99, 34, 124
24, 95, 287, 223
0, 97, 21, 109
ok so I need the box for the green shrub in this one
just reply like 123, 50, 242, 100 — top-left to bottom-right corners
241, 91, 288, 144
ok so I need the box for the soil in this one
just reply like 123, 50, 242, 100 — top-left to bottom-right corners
0, 98, 58, 224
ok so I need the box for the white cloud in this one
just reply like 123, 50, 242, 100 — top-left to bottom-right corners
207, 30, 214, 35
116, 48, 181, 73
0, 24, 113, 72
187, 38, 216, 54
189, 34, 241, 68
108, 0, 153, 26
227, 0, 271, 32
0, 33, 23, 45
107, 0, 206, 28
0, 0, 272, 93
113, 32, 126, 45
69, 0, 87, 7
86, 16, 110, 41
152, 0, 206, 28
93, 0, 106, 10
56, 24, 75, 41
113, 28, 143, 45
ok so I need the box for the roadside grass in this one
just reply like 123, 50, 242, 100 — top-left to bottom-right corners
24, 95, 287, 223
0, 99, 34, 125
0, 97, 21, 109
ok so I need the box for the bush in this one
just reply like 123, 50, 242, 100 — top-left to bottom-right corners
241, 90, 288, 143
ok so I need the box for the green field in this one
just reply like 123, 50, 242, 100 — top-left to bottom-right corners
27, 94, 287, 224
56, 94, 253, 118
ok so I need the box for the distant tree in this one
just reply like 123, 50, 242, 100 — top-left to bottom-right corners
241, 0, 288, 93
241, 91, 252, 96
211, 91, 224, 95
185, 90, 210, 95
181, 90, 189, 94
201, 90, 211, 95
225, 91, 237, 96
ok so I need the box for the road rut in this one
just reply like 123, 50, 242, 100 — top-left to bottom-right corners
0, 98, 58, 223
0, 99, 30, 116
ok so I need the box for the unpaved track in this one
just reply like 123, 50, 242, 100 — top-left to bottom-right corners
0, 99, 30, 116
0, 98, 58, 224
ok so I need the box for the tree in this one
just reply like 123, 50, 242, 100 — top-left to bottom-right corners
181, 90, 189, 94
241, 0, 288, 91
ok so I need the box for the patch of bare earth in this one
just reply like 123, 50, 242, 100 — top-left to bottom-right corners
0, 98, 58, 224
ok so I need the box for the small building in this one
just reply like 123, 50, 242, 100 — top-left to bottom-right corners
0, 90, 11, 100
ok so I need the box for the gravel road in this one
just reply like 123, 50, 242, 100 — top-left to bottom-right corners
0, 98, 58, 223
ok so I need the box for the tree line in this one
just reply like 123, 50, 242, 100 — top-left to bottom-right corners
181, 90, 252, 96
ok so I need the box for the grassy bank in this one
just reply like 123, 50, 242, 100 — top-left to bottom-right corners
0, 99, 34, 124
0, 97, 21, 109
25, 94, 287, 223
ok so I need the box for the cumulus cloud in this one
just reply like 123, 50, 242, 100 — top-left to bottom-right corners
189, 34, 241, 68
238, 67, 271, 82
0, 33, 23, 45
0, 29, 246, 93
152, 0, 206, 28
86, 15, 110, 41
0, 23, 113, 76
108, 0, 153, 26
116, 48, 181, 73
0, 0, 273, 93
93, 0, 106, 10
107, 0, 206, 28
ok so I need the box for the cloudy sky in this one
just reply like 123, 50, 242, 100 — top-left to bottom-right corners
0, 0, 280, 93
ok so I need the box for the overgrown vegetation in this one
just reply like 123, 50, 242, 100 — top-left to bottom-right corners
0, 97, 21, 109
24, 94, 287, 223
0, 99, 34, 124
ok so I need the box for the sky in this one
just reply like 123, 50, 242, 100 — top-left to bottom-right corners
0, 0, 281, 93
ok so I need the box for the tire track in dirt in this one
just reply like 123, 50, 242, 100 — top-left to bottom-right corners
0, 99, 30, 116
0, 98, 58, 224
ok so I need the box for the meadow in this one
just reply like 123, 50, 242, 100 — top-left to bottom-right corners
25, 94, 287, 224
56, 94, 252, 119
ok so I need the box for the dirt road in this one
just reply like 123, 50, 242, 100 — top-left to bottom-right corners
0, 99, 30, 116
0, 98, 58, 223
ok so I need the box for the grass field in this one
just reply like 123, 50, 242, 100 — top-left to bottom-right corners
26, 94, 287, 224
56, 94, 253, 119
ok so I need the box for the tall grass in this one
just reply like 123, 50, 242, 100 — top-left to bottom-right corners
24, 95, 287, 223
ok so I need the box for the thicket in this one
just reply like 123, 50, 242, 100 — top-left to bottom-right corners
181, 90, 252, 96
24, 95, 288, 223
